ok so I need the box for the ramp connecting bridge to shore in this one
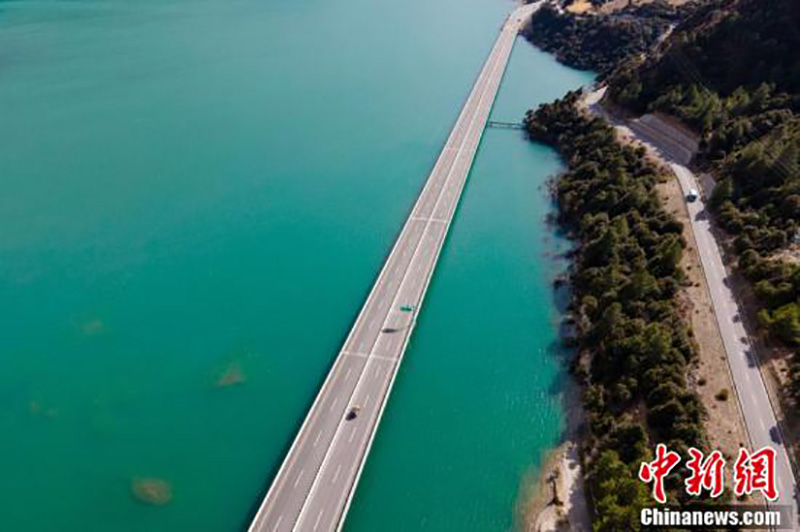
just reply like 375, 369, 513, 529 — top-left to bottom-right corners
248, 5, 538, 531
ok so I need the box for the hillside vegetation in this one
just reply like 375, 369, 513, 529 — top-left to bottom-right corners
522, 1, 680, 78
525, 92, 707, 529
608, 0, 800, 354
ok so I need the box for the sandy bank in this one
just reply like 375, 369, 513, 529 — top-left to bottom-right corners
518, 379, 591, 532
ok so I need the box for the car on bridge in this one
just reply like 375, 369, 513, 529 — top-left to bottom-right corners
346, 406, 361, 421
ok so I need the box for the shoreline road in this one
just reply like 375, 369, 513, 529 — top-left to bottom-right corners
672, 165, 798, 525
248, 4, 540, 531
587, 88, 798, 525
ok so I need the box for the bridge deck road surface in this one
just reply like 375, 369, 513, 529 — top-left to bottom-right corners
247, 4, 540, 532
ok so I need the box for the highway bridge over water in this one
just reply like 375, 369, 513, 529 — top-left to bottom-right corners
248, 4, 538, 531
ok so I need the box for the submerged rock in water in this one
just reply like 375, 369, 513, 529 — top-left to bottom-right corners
82, 318, 106, 336
131, 477, 172, 506
215, 362, 246, 388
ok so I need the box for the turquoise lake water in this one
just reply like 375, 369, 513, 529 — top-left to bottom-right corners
0, 0, 593, 529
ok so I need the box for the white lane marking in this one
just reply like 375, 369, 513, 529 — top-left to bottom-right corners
329, 396, 338, 412
344, 368, 352, 380
313, 509, 324, 532
364, 393, 371, 407
332, 464, 343, 485
313, 431, 323, 448
293, 469, 304, 489
343, 351, 397, 363
272, 515, 284, 532
348, 425, 358, 443
410, 216, 450, 225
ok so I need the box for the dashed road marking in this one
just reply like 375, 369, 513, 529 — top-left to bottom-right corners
313, 509, 324, 532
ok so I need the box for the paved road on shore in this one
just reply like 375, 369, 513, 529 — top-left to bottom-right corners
587, 88, 798, 525
248, 5, 538, 531
672, 164, 798, 525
